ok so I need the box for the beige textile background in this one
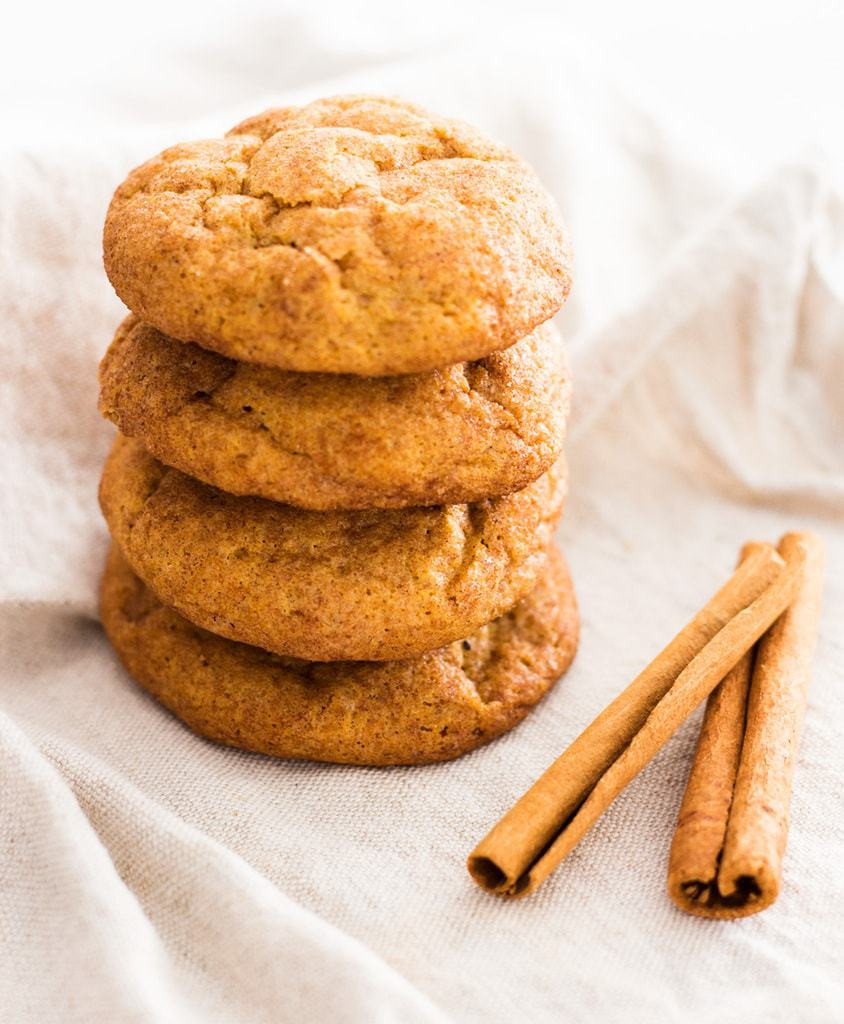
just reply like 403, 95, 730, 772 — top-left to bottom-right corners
1, 14, 843, 1024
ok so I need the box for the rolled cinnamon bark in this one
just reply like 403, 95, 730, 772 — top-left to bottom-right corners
659, 546, 761, 907
668, 531, 825, 918
468, 540, 805, 898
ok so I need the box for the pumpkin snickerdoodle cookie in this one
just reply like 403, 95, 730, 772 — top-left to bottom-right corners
99, 316, 570, 510
103, 94, 571, 375
99, 436, 567, 662
100, 543, 579, 765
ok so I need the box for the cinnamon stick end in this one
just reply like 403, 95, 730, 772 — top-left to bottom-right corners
467, 855, 535, 898
668, 873, 777, 919
467, 855, 509, 892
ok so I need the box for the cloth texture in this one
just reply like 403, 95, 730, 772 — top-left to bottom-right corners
2, 24, 843, 1024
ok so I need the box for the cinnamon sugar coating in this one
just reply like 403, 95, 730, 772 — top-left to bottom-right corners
98, 436, 567, 662
100, 543, 579, 765
99, 316, 570, 509
103, 95, 571, 375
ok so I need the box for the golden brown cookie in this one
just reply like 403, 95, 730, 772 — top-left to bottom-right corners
100, 543, 579, 765
103, 94, 571, 376
99, 315, 570, 510
99, 436, 567, 662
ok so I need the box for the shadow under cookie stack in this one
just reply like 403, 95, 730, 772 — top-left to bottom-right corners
97, 95, 579, 766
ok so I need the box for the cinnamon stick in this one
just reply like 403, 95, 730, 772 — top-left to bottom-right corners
468, 540, 805, 898
658, 546, 762, 906
668, 531, 825, 918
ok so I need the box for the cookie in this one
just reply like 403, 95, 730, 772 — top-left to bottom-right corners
99, 316, 570, 510
103, 94, 571, 376
100, 542, 579, 765
99, 436, 567, 662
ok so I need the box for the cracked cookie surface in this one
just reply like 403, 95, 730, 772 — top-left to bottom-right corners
99, 436, 567, 661
103, 94, 572, 375
100, 542, 578, 765
99, 316, 570, 509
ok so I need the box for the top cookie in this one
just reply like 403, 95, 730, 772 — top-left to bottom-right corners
103, 94, 571, 375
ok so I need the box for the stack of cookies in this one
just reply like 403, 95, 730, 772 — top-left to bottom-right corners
97, 95, 579, 766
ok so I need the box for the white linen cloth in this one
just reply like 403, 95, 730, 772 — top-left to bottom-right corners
2, 24, 843, 1024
